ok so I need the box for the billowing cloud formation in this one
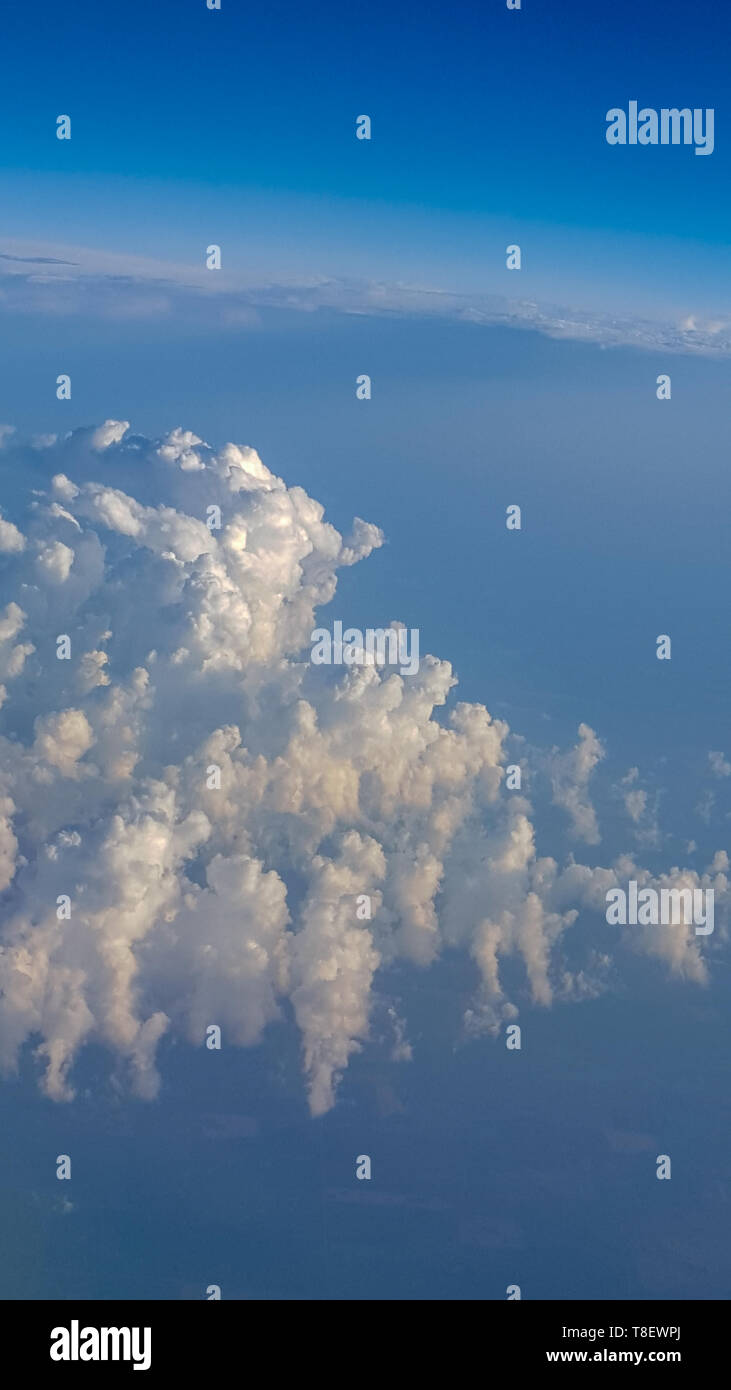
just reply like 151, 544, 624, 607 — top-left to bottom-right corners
550, 721, 605, 843
709, 750, 731, 779
0, 424, 727, 1112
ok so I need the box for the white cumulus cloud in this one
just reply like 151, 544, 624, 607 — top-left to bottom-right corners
0, 422, 726, 1112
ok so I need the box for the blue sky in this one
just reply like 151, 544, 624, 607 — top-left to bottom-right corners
0, 0, 730, 1304
2, 0, 731, 317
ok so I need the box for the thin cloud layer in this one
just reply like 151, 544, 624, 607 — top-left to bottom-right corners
2, 238, 731, 357
0, 423, 727, 1112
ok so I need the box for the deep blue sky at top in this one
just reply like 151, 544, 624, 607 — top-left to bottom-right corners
2, 0, 730, 314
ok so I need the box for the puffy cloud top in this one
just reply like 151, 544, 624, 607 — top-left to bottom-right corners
0, 423, 726, 1111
